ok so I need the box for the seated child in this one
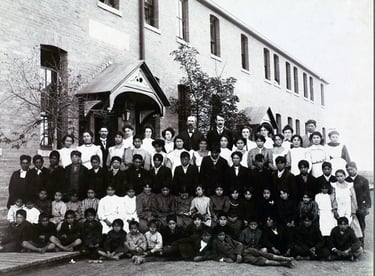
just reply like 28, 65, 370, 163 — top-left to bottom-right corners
184, 214, 206, 238
81, 208, 102, 260
209, 183, 230, 226
122, 185, 139, 233
160, 215, 184, 257
34, 189, 52, 216
190, 185, 211, 227
66, 191, 81, 221
328, 217, 363, 261
23, 213, 56, 253
0, 209, 34, 252
97, 184, 123, 234
240, 186, 259, 226
152, 184, 175, 227
49, 191, 67, 228
144, 220, 163, 256
124, 220, 147, 262
212, 230, 243, 263
258, 187, 277, 225
297, 191, 319, 225
290, 215, 330, 260
241, 219, 294, 268
176, 229, 215, 261
276, 188, 297, 228
174, 186, 193, 229
7, 198, 24, 223
261, 216, 290, 256
212, 213, 235, 238
226, 187, 242, 238
136, 183, 155, 233
50, 210, 82, 252
24, 200, 40, 224
98, 219, 127, 261
80, 188, 100, 222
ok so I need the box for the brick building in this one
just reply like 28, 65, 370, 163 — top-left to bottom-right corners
0, 0, 328, 218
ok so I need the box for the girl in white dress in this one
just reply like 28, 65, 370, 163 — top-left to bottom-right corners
289, 134, 310, 175
315, 182, 338, 237
97, 185, 123, 234
191, 138, 210, 172
272, 134, 291, 168
219, 135, 232, 166
305, 132, 329, 177
331, 170, 362, 238
58, 134, 76, 168
162, 127, 175, 154
122, 186, 138, 233
324, 130, 351, 174
77, 131, 102, 169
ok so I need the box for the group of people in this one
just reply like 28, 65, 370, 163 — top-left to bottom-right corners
1, 115, 371, 268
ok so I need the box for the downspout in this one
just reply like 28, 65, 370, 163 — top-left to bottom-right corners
139, 0, 145, 60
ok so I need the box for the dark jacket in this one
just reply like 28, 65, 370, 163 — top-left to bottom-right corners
25, 167, 49, 201
7, 169, 29, 208
295, 173, 318, 201
207, 128, 234, 150
347, 174, 372, 209
149, 166, 172, 194
272, 170, 297, 200
224, 165, 249, 193
178, 129, 205, 151
64, 164, 88, 200
200, 156, 229, 195
172, 164, 199, 195
87, 167, 108, 198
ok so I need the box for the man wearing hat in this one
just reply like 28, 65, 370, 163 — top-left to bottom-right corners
328, 217, 363, 261
302, 119, 317, 148
7, 155, 31, 209
178, 116, 205, 151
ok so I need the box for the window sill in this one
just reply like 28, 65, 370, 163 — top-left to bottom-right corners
210, 54, 222, 62
303, 96, 309, 101
321, 105, 325, 109
286, 88, 292, 94
97, 1, 122, 17
145, 24, 161, 35
241, 68, 250, 75
294, 91, 300, 97
176, 37, 190, 46
273, 82, 281, 88
264, 79, 273, 85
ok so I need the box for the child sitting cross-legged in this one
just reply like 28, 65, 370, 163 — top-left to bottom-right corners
81, 208, 103, 262
124, 220, 147, 264
50, 210, 82, 252
144, 220, 163, 256
98, 219, 127, 261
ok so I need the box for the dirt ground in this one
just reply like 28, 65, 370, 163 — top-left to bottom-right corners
17, 206, 373, 276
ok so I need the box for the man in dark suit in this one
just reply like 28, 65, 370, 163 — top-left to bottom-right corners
295, 160, 318, 201
272, 156, 297, 200
25, 155, 49, 201
316, 162, 337, 193
150, 153, 172, 194
95, 126, 113, 169
178, 116, 205, 151
200, 146, 229, 195
172, 151, 199, 195
64, 150, 88, 201
224, 151, 249, 194
7, 155, 31, 209
206, 114, 233, 150
346, 161, 371, 246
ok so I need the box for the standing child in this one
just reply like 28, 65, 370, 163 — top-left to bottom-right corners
49, 191, 67, 227
190, 185, 211, 227
97, 184, 123, 234
295, 160, 318, 201
87, 155, 107, 199
7, 198, 24, 223
98, 219, 127, 261
66, 192, 81, 221
315, 182, 338, 240
331, 169, 362, 238
50, 210, 82, 251
81, 208, 102, 261
122, 186, 139, 233
144, 220, 163, 256
305, 131, 329, 177
80, 188, 100, 222
24, 200, 40, 224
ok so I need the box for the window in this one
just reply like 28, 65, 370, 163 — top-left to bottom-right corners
287, 117, 293, 128
264, 48, 271, 80
274, 54, 280, 84
309, 77, 314, 101
295, 119, 300, 135
285, 62, 291, 90
99, 0, 119, 10
276, 113, 282, 133
293, 67, 299, 93
210, 15, 220, 56
241, 34, 249, 70
177, 0, 189, 41
40, 45, 67, 149
320, 84, 325, 106
145, 0, 159, 28
178, 85, 190, 131
303, 73, 308, 98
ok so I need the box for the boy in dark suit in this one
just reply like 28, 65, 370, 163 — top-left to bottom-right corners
64, 150, 88, 200
172, 151, 199, 195
295, 160, 318, 201
150, 153, 172, 194
224, 151, 249, 194
26, 154, 49, 201
272, 156, 297, 200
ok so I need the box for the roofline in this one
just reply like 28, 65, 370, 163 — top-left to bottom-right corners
198, 0, 329, 85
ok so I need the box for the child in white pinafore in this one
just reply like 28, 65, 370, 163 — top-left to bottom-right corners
315, 182, 338, 238
122, 186, 139, 233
